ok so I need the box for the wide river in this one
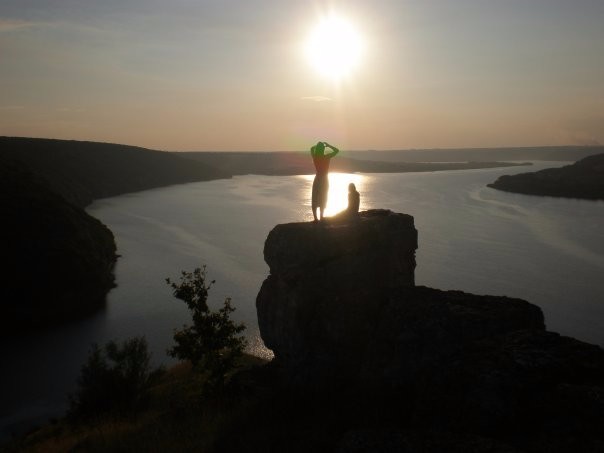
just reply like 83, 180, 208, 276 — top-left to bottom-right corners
2, 161, 604, 440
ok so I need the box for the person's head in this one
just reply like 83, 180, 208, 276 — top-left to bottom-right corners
348, 183, 356, 192
314, 141, 325, 155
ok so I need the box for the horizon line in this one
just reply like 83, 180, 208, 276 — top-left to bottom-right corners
2, 135, 603, 154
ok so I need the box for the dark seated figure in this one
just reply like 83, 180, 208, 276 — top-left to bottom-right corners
329, 183, 360, 223
347, 183, 360, 215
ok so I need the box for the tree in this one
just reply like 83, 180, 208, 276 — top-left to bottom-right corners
167, 266, 247, 390
69, 336, 158, 419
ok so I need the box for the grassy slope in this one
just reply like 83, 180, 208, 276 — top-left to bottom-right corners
6, 356, 267, 453
8, 357, 530, 453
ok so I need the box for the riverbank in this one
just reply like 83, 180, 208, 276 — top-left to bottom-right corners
488, 153, 604, 200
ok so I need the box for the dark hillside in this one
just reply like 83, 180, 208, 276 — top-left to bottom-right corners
0, 137, 230, 207
0, 157, 117, 333
488, 153, 604, 200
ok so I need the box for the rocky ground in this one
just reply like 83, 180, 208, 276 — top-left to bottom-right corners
255, 210, 604, 452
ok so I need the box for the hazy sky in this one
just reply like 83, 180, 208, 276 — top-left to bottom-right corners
1, 0, 603, 151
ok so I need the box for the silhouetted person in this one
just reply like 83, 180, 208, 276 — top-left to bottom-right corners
330, 182, 360, 223
347, 183, 360, 215
310, 141, 339, 221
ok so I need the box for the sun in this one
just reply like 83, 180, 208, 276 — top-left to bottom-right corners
304, 15, 364, 80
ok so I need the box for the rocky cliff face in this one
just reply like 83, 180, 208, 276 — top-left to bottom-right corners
257, 209, 545, 384
256, 210, 604, 449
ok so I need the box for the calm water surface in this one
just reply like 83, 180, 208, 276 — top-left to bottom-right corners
2, 162, 603, 440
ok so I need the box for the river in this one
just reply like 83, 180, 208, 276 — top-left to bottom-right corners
2, 161, 603, 441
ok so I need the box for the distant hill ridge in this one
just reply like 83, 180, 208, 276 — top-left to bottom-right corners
347, 146, 603, 163
0, 136, 229, 332
488, 153, 604, 200
184, 151, 531, 176
183, 145, 602, 176
4, 138, 596, 203
0, 137, 230, 207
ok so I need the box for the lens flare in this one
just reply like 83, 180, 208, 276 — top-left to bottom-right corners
304, 15, 364, 80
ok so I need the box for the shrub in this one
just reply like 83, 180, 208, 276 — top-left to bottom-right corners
69, 336, 158, 419
167, 266, 247, 391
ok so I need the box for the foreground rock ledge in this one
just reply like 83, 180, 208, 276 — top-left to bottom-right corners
255, 209, 604, 448
257, 210, 545, 383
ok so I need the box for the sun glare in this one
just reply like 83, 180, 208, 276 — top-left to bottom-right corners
302, 173, 365, 218
304, 15, 364, 80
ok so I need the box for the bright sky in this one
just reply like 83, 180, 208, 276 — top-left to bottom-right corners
1, 0, 603, 151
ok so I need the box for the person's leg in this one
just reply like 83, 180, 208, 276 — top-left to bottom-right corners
319, 177, 329, 220
311, 175, 319, 221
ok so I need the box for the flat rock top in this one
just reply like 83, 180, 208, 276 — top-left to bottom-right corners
263, 209, 418, 275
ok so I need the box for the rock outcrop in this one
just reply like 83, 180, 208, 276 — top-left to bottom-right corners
256, 210, 604, 450
257, 209, 545, 384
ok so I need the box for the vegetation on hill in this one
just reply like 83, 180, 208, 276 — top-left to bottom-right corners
68, 337, 162, 420
0, 136, 230, 332
6, 268, 253, 452
0, 156, 117, 334
4, 357, 267, 453
9, 350, 604, 453
0, 137, 230, 207
488, 153, 604, 200
167, 267, 247, 391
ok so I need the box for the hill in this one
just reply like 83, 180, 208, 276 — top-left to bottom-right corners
487, 153, 604, 200
0, 137, 230, 207
0, 157, 117, 334
0, 137, 231, 331
349, 146, 603, 163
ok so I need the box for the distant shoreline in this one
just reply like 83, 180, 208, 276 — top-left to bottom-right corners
488, 153, 604, 200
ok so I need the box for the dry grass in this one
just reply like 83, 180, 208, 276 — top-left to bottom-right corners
3, 356, 268, 453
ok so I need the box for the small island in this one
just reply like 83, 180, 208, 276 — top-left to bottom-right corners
488, 153, 604, 200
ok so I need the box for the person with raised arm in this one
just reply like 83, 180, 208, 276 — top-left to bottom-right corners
310, 141, 339, 221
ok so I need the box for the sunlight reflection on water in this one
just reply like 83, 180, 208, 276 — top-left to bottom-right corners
300, 173, 366, 217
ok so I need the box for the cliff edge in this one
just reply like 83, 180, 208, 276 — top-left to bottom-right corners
255, 210, 604, 450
